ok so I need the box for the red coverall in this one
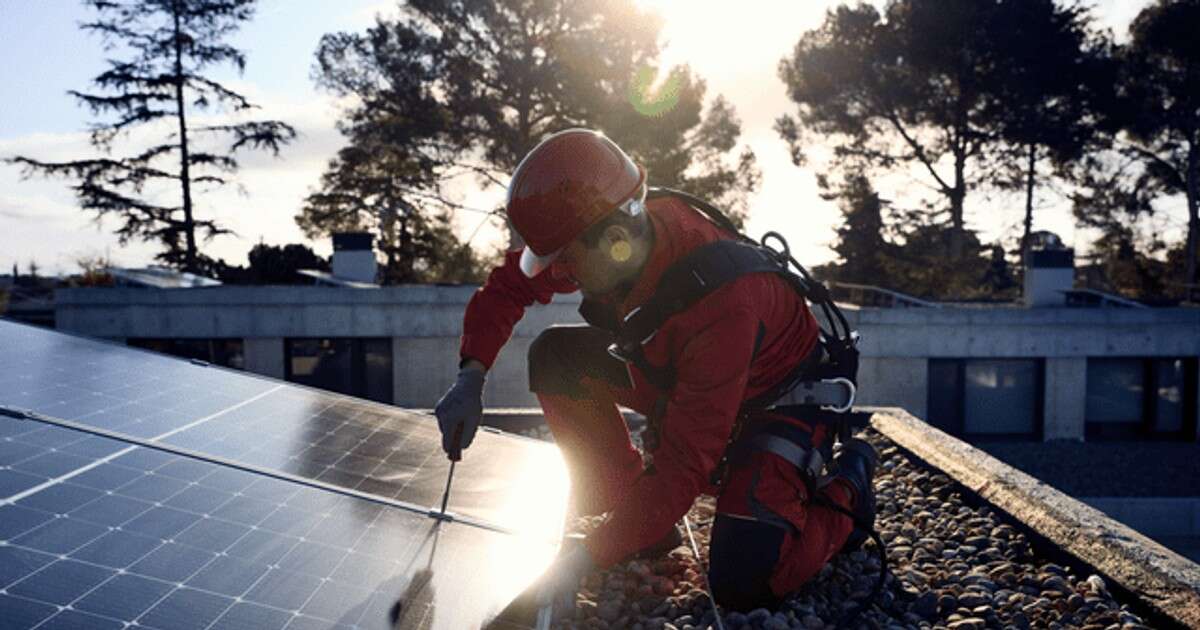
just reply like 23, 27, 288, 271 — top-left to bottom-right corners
460, 196, 856, 602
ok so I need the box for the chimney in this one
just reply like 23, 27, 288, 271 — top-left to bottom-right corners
332, 232, 378, 284
1023, 231, 1074, 307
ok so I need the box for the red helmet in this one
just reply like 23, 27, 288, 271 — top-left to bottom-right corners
506, 129, 647, 277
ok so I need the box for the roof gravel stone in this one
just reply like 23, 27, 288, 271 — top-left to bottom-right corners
519, 424, 1164, 630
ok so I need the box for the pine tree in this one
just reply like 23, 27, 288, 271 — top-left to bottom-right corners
818, 172, 891, 286
1119, 0, 1200, 292
6, 0, 295, 273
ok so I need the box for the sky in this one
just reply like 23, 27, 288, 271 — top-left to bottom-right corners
0, 0, 1175, 277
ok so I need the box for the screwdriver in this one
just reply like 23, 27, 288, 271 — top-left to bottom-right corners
435, 423, 463, 521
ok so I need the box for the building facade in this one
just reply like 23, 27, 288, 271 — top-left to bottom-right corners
54, 285, 1200, 442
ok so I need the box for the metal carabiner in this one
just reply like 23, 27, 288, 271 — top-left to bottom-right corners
821, 377, 857, 414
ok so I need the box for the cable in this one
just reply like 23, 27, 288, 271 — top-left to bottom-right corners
682, 515, 728, 630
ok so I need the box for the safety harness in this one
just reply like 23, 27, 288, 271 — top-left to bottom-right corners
586, 187, 886, 629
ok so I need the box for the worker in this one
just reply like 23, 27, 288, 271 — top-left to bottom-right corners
434, 129, 878, 616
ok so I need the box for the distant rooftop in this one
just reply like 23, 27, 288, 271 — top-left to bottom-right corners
108, 266, 222, 289
296, 268, 380, 288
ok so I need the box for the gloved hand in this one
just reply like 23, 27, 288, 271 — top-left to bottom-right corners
434, 366, 485, 457
535, 541, 595, 623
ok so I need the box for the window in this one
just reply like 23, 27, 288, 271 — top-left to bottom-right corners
927, 358, 1044, 439
285, 338, 393, 404
128, 338, 245, 370
1086, 358, 1197, 441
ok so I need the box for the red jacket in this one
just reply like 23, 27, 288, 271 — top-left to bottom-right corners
460, 196, 820, 566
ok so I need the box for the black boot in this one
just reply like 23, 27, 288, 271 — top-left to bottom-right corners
829, 437, 877, 553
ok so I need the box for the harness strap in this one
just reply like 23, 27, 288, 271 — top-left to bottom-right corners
746, 434, 826, 486
613, 240, 795, 356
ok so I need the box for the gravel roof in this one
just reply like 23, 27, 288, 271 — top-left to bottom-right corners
540, 429, 1159, 630
970, 440, 1200, 498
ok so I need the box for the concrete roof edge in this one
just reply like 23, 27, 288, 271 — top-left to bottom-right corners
866, 406, 1200, 629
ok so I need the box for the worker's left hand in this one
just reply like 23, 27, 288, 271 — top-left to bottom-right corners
534, 541, 595, 622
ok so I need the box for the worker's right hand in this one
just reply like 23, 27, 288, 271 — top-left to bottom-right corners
434, 365, 486, 456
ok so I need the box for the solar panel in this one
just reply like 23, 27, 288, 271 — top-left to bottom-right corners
0, 320, 568, 538
0, 320, 568, 629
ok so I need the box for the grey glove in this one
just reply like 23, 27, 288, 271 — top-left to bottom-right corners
434, 367, 485, 457
535, 541, 595, 623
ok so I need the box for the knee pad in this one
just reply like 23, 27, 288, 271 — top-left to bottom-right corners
707, 514, 785, 611
528, 326, 628, 398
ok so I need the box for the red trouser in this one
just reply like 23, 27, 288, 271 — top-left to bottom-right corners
528, 325, 855, 608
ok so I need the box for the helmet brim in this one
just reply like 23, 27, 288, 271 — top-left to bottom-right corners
519, 246, 562, 278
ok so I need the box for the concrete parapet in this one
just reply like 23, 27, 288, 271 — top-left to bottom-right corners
870, 406, 1200, 628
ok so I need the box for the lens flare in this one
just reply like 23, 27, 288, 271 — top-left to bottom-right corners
628, 66, 684, 118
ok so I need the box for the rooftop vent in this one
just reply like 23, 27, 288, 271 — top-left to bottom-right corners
1023, 231, 1074, 308
331, 232, 378, 285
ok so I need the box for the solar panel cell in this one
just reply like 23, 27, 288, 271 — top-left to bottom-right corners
64, 463, 143, 492
0, 469, 45, 496
0, 546, 55, 589
117, 473, 191, 503
138, 586, 236, 630
12, 517, 109, 555
0, 595, 58, 630
209, 601, 295, 630
172, 517, 252, 553
244, 568, 324, 610
185, 555, 271, 597
128, 542, 216, 582
10, 451, 95, 478
0, 504, 55, 540
15, 483, 103, 514
73, 572, 174, 621
38, 608, 127, 630
120, 506, 197, 540
225, 529, 297, 567
70, 529, 161, 567
6, 559, 116, 605
69, 492, 152, 527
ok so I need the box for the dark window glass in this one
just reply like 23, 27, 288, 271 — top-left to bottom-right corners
1154, 359, 1185, 434
362, 339, 393, 404
1086, 357, 1198, 441
927, 359, 962, 434
963, 360, 1038, 435
128, 339, 244, 370
287, 339, 354, 395
1085, 359, 1143, 426
928, 358, 1042, 439
284, 338, 392, 404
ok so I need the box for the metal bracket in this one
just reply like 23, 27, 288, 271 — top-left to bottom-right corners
0, 405, 34, 421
